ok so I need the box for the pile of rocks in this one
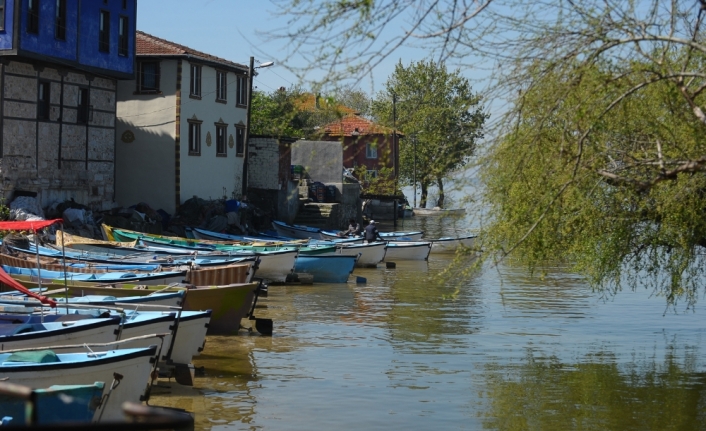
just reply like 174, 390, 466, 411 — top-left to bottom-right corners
0, 195, 268, 240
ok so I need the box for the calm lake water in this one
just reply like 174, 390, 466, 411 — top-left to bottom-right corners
150, 216, 706, 430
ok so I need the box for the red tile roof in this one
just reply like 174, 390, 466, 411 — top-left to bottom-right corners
136, 31, 248, 72
322, 114, 394, 137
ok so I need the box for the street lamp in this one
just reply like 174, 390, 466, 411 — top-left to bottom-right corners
241, 56, 274, 197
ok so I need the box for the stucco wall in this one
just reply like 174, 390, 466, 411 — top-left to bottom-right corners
0, 59, 116, 210
292, 140, 343, 184
179, 59, 248, 204
116, 58, 249, 215
115, 59, 177, 213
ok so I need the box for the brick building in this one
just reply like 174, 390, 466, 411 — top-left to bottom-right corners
320, 113, 398, 184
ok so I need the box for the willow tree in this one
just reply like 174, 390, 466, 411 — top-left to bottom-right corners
269, 0, 706, 307
477, 2, 706, 308
371, 60, 487, 208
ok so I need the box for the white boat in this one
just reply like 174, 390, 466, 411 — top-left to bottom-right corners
328, 242, 387, 267
383, 241, 432, 261
245, 248, 297, 283
412, 207, 466, 216
0, 293, 209, 375
316, 230, 365, 244
272, 220, 325, 240
380, 231, 424, 241
0, 316, 122, 352
118, 309, 210, 386
114, 309, 179, 355
320, 230, 424, 241
0, 345, 158, 422
162, 309, 211, 366
429, 235, 477, 253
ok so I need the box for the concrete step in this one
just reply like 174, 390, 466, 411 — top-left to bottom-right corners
293, 203, 340, 229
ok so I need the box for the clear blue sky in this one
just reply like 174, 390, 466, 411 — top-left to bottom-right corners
136, 0, 454, 98
137, 0, 391, 96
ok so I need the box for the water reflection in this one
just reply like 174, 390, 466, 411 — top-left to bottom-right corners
147, 215, 706, 431
150, 337, 260, 429
482, 345, 706, 431
496, 262, 594, 317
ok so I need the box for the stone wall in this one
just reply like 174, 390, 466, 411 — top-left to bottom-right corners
247, 136, 299, 223
291, 140, 342, 184
248, 136, 281, 190
0, 59, 116, 210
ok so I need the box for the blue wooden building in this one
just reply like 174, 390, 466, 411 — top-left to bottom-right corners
0, 0, 137, 211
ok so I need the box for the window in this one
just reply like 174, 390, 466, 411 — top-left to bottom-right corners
216, 71, 227, 102
137, 61, 160, 93
235, 125, 245, 156
118, 16, 128, 56
190, 64, 201, 97
77, 88, 90, 124
236, 75, 247, 107
38, 81, 50, 120
99, 10, 110, 52
216, 124, 227, 156
55, 0, 66, 40
122, 0, 127, 9
366, 142, 378, 159
366, 170, 378, 180
188, 120, 202, 156
27, 0, 39, 34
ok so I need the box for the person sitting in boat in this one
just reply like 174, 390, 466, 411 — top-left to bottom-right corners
364, 220, 383, 243
339, 218, 362, 237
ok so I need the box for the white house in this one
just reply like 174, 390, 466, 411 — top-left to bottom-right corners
115, 31, 250, 214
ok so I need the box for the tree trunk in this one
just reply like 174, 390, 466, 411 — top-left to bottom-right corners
420, 181, 429, 208
436, 177, 445, 208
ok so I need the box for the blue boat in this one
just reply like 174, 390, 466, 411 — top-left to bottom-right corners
1, 265, 185, 285
272, 220, 326, 240
9, 241, 255, 268
293, 255, 358, 283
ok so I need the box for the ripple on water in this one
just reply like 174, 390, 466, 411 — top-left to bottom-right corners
148, 218, 706, 430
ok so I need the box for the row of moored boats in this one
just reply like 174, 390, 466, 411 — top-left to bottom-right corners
0, 218, 476, 427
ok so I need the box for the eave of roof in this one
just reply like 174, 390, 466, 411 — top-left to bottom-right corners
136, 30, 248, 73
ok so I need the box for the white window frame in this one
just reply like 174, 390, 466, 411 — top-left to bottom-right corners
366, 142, 378, 159
188, 120, 202, 156
190, 64, 201, 97
216, 70, 227, 102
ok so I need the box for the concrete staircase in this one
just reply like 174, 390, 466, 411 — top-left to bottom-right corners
293, 201, 340, 230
